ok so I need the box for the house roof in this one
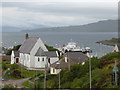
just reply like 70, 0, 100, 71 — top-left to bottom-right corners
45, 51, 57, 57
35, 47, 46, 56
66, 52, 89, 61
35, 48, 58, 57
51, 52, 89, 69
19, 37, 39, 54
51, 59, 69, 69
14, 51, 19, 57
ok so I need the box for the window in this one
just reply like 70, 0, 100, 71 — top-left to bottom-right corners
42, 58, 44, 61
53, 68, 55, 73
38, 58, 40, 62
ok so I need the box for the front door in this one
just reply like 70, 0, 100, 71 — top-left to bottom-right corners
16, 58, 19, 63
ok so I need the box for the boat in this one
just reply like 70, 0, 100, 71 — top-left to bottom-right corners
59, 41, 92, 53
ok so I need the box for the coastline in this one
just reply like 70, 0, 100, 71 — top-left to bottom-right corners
96, 41, 115, 46
96, 38, 120, 46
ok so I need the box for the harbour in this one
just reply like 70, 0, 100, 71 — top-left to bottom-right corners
2, 32, 118, 57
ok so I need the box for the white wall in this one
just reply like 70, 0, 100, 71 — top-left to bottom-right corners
30, 38, 48, 67
50, 67, 61, 74
113, 45, 119, 52
11, 51, 15, 64
19, 53, 23, 64
49, 57, 59, 64
19, 53, 30, 67
24, 54, 30, 67
35, 56, 48, 68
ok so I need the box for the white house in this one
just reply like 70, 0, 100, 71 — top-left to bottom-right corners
11, 51, 19, 64
50, 52, 89, 74
11, 33, 59, 69
34, 47, 59, 68
113, 44, 120, 52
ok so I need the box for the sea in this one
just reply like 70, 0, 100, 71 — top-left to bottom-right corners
1, 31, 118, 58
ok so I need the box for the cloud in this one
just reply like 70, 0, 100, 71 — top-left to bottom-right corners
1, 1, 118, 29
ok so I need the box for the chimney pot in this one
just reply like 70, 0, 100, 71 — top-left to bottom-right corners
25, 33, 29, 39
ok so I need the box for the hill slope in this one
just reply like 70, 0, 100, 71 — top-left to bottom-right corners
37, 52, 120, 88
22, 20, 118, 32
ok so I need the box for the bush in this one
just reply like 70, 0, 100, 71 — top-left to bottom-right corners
2, 85, 14, 89
99, 52, 120, 61
11, 69, 24, 78
5, 44, 21, 55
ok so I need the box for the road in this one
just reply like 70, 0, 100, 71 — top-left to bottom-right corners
2, 78, 30, 88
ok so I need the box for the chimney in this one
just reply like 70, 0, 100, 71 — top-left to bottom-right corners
25, 33, 29, 39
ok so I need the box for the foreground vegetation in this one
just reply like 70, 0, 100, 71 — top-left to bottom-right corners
2, 49, 120, 88
2, 60, 43, 80
35, 52, 120, 88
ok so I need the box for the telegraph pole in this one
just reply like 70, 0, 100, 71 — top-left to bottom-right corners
68, 54, 70, 71
89, 58, 92, 89
44, 62, 47, 90
115, 60, 117, 86
59, 62, 60, 89
36, 70, 37, 90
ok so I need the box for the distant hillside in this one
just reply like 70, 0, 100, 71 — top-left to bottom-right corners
2, 24, 48, 32
97, 38, 120, 46
22, 20, 118, 32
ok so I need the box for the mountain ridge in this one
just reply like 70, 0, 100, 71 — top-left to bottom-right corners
22, 19, 118, 32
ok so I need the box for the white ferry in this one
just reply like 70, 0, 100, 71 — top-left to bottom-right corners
59, 41, 92, 53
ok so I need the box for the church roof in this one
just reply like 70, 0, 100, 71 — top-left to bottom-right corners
35, 48, 58, 57
19, 37, 39, 54
35, 47, 46, 56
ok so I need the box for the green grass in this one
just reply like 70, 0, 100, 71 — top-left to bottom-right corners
3, 63, 43, 79
22, 81, 34, 88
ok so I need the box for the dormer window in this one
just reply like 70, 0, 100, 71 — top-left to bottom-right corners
42, 58, 44, 61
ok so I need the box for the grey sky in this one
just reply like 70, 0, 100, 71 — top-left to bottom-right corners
1, 0, 118, 28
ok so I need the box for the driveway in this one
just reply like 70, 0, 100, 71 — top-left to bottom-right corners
2, 78, 30, 88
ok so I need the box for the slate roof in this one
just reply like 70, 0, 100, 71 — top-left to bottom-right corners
35, 48, 58, 57
45, 51, 57, 57
51, 59, 69, 69
66, 52, 89, 61
19, 37, 39, 54
35, 47, 46, 56
51, 52, 89, 69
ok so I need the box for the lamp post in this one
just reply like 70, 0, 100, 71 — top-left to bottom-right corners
44, 58, 47, 90
56, 62, 60, 89
88, 51, 92, 89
